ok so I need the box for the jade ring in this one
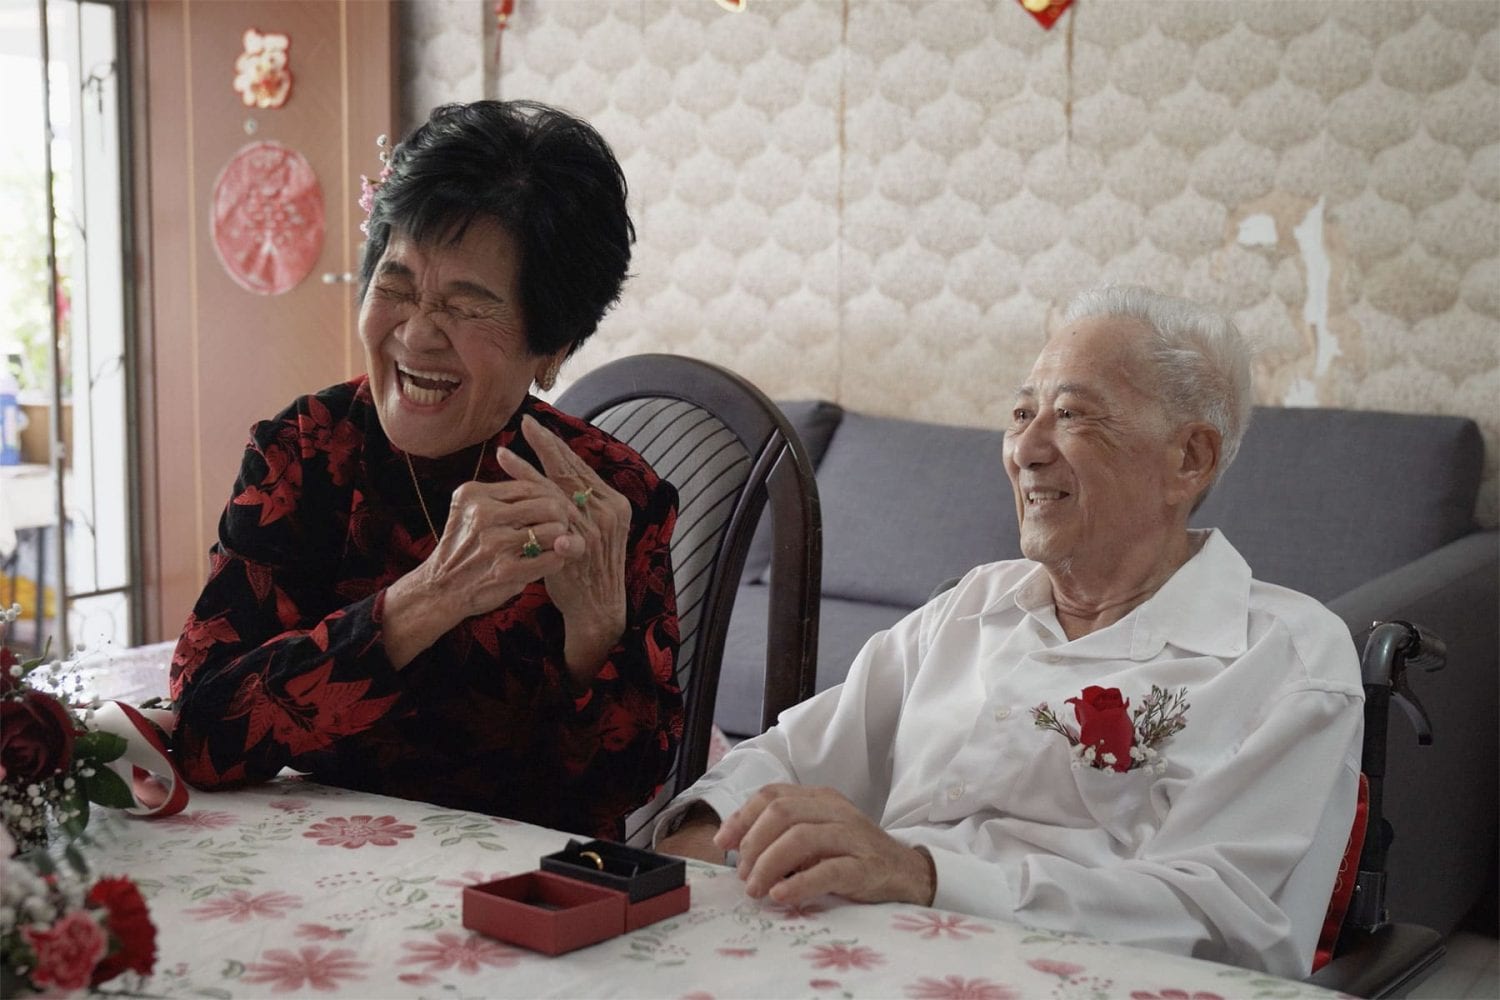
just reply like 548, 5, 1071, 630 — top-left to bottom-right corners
521, 528, 543, 559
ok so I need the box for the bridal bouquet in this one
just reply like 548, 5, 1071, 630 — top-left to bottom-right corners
0, 847, 157, 993
1, 613, 137, 856
1, 606, 162, 992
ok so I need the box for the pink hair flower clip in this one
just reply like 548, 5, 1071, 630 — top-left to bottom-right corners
358, 134, 393, 235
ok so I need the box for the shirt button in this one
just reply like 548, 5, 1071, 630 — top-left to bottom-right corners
994, 706, 1012, 721
947, 783, 964, 800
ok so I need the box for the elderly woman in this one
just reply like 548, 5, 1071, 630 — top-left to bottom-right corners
170, 101, 682, 840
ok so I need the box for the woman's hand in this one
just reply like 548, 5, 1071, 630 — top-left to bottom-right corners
509, 415, 631, 682
381, 452, 579, 670
714, 784, 937, 907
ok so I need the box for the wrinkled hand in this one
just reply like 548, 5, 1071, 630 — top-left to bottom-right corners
381, 454, 578, 669
507, 414, 630, 677
714, 785, 936, 907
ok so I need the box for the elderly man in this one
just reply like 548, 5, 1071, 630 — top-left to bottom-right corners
653, 286, 1363, 978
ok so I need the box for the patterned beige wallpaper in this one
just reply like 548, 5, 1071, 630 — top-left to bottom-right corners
400, 0, 1499, 526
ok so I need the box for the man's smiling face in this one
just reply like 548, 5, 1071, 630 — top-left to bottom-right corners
1003, 317, 1180, 574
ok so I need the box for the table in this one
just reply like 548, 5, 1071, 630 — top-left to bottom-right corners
81, 778, 1343, 999
0, 463, 62, 654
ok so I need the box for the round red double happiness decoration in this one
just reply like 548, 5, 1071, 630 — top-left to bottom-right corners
211, 141, 325, 296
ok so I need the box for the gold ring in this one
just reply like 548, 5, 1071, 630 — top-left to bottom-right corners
572, 487, 593, 509
521, 528, 542, 559
578, 850, 604, 870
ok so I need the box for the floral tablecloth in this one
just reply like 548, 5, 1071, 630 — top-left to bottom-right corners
80, 777, 1344, 999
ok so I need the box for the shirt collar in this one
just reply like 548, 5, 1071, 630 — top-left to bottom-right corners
1126, 528, 1250, 659
974, 528, 1251, 660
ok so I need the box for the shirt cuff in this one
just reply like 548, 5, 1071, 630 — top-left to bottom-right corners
920, 842, 1021, 920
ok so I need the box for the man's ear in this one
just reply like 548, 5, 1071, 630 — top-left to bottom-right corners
1167, 422, 1221, 508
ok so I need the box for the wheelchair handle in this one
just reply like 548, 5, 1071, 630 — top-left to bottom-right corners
1360, 620, 1446, 686
1360, 620, 1444, 749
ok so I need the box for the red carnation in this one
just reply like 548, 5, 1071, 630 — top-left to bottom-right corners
0, 687, 77, 782
87, 876, 158, 984
21, 909, 108, 992
1067, 685, 1134, 772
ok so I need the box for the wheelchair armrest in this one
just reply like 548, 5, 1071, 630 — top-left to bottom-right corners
1305, 922, 1445, 998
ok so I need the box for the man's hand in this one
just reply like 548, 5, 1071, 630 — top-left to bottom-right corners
656, 803, 728, 864
714, 784, 936, 907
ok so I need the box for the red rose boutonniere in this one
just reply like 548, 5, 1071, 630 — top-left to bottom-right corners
1032, 684, 1190, 773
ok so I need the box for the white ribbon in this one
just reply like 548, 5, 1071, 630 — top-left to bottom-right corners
90, 701, 189, 817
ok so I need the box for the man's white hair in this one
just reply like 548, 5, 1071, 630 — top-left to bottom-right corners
1061, 285, 1256, 488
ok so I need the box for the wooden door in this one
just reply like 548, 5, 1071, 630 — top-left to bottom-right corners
130, 0, 395, 642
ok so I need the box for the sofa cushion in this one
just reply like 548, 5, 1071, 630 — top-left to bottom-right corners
741, 400, 845, 582
715, 584, 911, 738
1191, 407, 1483, 602
816, 412, 1019, 607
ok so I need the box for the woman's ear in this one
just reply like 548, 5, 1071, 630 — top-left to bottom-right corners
1168, 422, 1221, 508
534, 349, 568, 391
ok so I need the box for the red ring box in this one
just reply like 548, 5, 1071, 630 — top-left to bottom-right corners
462, 840, 692, 955
463, 872, 622, 956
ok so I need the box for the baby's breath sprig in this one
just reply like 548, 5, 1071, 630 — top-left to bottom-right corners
1030, 701, 1079, 745
1132, 685, 1190, 747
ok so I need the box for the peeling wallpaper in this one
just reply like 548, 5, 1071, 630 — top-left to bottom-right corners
399, 0, 1499, 526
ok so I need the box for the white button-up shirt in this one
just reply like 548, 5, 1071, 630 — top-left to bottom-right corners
656, 530, 1363, 978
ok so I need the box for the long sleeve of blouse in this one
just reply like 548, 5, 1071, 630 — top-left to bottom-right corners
169, 380, 682, 839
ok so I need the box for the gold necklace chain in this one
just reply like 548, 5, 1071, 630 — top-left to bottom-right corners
404, 444, 488, 542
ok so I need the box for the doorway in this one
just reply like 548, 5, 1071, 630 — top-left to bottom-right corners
0, 0, 134, 657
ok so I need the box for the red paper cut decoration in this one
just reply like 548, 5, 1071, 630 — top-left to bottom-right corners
233, 28, 292, 109
1017, 0, 1074, 30
210, 142, 325, 296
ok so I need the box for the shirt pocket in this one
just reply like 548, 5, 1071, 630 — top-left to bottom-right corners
1068, 763, 1160, 851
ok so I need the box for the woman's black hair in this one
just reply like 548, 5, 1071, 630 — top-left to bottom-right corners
358, 100, 635, 358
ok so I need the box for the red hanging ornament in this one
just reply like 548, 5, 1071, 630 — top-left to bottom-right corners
1016, 0, 1074, 30
493, 0, 515, 71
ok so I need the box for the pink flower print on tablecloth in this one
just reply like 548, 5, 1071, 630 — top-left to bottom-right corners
296, 924, 350, 941
1028, 957, 1085, 977
399, 931, 521, 974
184, 889, 303, 922
905, 976, 1018, 1000
765, 900, 826, 921
891, 912, 996, 940
159, 809, 239, 830
269, 798, 311, 812
716, 947, 758, 957
1129, 991, 1225, 1000
302, 814, 417, 848
804, 942, 886, 971
809, 980, 841, 992
241, 946, 367, 992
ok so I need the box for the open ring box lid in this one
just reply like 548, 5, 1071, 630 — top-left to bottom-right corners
462, 838, 691, 955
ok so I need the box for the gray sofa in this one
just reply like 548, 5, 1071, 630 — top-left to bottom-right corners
717, 401, 1498, 939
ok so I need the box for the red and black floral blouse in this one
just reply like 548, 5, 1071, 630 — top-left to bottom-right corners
169, 377, 683, 840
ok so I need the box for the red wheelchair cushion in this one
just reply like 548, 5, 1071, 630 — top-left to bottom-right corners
1313, 772, 1370, 971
